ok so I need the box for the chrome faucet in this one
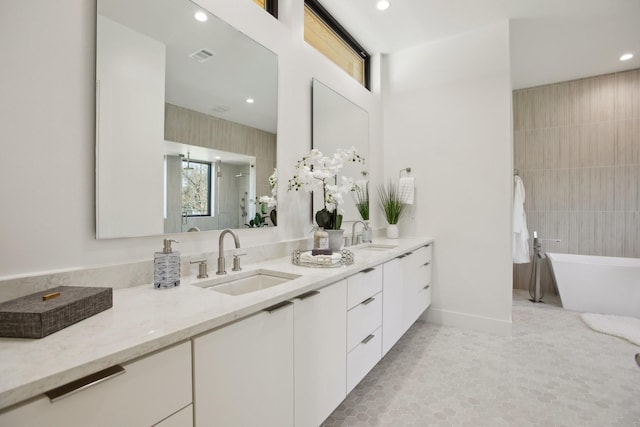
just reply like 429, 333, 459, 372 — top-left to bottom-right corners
216, 229, 241, 275
351, 221, 366, 246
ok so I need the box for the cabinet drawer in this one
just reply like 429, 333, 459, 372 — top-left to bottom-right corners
347, 266, 383, 310
411, 244, 431, 265
414, 262, 432, 290
347, 327, 382, 394
0, 341, 192, 427
347, 291, 382, 352
417, 284, 432, 313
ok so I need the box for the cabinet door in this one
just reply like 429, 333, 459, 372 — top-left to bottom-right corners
294, 280, 347, 427
382, 257, 404, 355
193, 302, 294, 427
403, 245, 433, 330
0, 342, 192, 427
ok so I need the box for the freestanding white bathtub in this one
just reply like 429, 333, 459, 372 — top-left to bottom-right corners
546, 253, 640, 317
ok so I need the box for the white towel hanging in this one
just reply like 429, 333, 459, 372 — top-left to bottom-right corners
398, 177, 415, 205
512, 175, 530, 263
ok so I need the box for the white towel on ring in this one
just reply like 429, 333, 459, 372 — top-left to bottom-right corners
398, 177, 414, 205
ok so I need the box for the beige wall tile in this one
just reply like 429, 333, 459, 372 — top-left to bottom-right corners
615, 118, 640, 165
623, 212, 640, 257
524, 129, 544, 169
548, 82, 570, 128
615, 69, 640, 120
590, 74, 616, 123
542, 127, 560, 169
592, 121, 615, 166
513, 69, 640, 292
514, 130, 526, 172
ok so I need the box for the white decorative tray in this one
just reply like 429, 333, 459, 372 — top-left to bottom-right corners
291, 249, 354, 268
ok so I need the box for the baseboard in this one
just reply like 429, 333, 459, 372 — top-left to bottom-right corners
423, 307, 512, 336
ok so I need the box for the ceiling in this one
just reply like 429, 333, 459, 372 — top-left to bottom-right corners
317, 0, 640, 89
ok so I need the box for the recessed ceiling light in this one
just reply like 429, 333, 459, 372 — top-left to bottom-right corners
194, 11, 208, 22
620, 53, 634, 61
246, 98, 255, 104
376, 0, 390, 11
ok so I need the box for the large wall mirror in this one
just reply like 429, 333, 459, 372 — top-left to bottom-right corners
312, 79, 369, 222
96, 0, 277, 239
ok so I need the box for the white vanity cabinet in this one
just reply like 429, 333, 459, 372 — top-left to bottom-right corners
403, 244, 433, 331
0, 341, 192, 427
346, 266, 383, 393
193, 301, 294, 427
293, 280, 347, 427
382, 256, 405, 355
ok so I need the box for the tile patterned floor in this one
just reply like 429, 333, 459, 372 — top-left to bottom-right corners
323, 290, 640, 427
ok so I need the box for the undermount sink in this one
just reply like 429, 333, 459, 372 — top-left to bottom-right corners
357, 243, 398, 251
197, 269, 301, 296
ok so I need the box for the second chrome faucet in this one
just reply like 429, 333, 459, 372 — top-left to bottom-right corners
216, 229, 243, 275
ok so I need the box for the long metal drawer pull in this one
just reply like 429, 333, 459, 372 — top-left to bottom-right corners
45, 364, 125, 403
361, 334, 375, 344
362, 297, 375, 305
422, 261, 431, 267
423, 284, 431, 290
361, 267, 375, 273
264, 300, 293, 313
296, 290, 320, 300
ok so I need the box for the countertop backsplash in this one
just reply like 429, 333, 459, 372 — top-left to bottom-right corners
0, 231, 388, 304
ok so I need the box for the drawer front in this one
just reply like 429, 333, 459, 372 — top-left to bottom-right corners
410, 245, 432, 268
347, 266, 383, 310
417, 284, 432, 314
0, 341, 192, 427
406, 284, 432, 328
347, 291, 382, 352
346, 327, 382, 394
414, 262, 432, 291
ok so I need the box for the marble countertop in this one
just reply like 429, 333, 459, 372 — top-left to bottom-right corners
0, 237, 433, 411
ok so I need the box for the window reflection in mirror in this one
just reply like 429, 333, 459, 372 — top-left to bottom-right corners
96, 0, 277, 238
163, 141, 258, 233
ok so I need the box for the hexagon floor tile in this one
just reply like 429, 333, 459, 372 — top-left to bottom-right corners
322, 290, 640, 427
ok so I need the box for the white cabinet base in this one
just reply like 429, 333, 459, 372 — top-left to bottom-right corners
0, 342, 192, 427
193, 304, 294, 427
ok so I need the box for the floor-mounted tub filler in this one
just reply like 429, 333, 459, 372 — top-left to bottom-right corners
528, 231, 561, 303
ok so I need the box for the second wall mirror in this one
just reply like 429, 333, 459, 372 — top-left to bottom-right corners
312, 79, 369, 223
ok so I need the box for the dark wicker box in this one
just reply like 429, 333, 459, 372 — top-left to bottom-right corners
0, 286, 113, 339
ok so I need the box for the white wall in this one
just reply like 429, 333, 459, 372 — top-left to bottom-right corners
382, 23, 514, 334
0, 0, 382, 279
0, 1, 513, 334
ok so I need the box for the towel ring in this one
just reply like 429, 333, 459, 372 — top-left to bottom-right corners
399, 167, 412, 179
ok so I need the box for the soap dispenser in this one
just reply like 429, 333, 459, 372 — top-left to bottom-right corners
154, 239, 181, 289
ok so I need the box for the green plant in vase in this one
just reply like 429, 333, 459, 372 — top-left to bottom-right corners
378, 181, 407, 238
352, 180, 372, 243
352, 181, 369, 221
